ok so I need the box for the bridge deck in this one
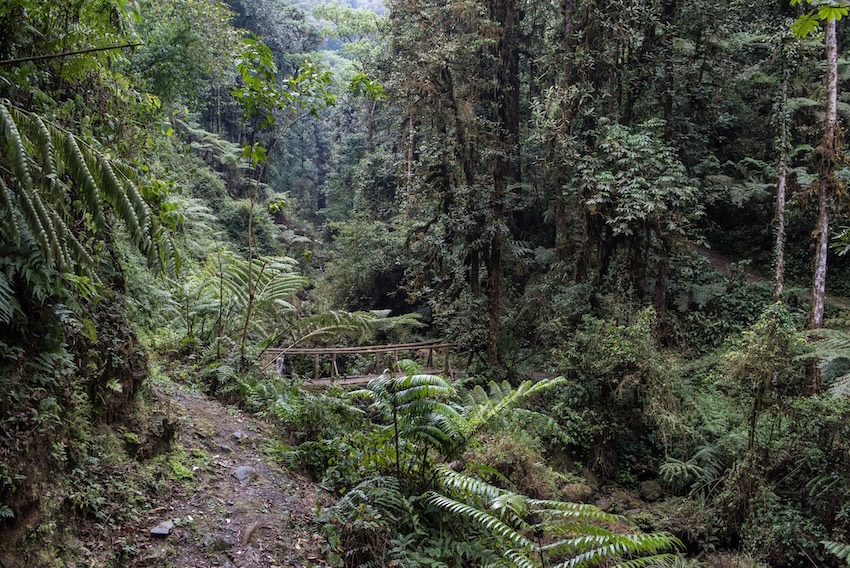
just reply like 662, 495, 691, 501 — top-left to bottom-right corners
300, 368, 450, 387
262, 340, 453, 380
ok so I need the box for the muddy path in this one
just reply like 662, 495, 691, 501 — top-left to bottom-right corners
131, 381, 328, 568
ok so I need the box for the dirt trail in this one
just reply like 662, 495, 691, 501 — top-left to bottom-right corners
132, 381, 327, 568
693, 244, 850, 310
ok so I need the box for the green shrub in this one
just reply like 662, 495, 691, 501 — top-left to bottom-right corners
548, 308, 678, 477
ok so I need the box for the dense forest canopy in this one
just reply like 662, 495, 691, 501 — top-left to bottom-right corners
2, 0, 850, 566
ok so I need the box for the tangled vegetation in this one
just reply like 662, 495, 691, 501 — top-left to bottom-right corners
3, 0, 850, 567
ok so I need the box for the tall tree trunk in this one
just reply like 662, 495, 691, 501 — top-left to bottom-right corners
486, 0, 521, 368
553, 0, 575, 263
774, 48, 789, 301
654, 231, 671, 338
406, 109, 415, 200
809, 18, 839, 394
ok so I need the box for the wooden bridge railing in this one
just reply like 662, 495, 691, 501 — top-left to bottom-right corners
263, 340, 453, 380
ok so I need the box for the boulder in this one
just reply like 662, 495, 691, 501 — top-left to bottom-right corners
639, 480, 663, 502
560, 482, 594, 503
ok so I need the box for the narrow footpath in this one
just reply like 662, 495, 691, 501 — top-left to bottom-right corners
132, 381, 327, 568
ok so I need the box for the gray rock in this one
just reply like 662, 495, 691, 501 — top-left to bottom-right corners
594, 497, 611, 512
202, 534, 232, 551
623, 508, 643, 516
639, 480, 663, 502
232, 430, 250, 442
233, 465, 258, 483
150, 519, 174, 537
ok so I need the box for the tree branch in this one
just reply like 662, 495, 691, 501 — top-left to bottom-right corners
0, 43, 142, 66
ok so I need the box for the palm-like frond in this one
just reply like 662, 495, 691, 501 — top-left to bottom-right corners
285, 310, 378, 345
0, 270, 20, 324
352, 364, 567, 484
823, 540, 850, 566
218, 254, 307, 312
0, 101, 178, 277
801, 328, 850, 397
429, 468, 683, 568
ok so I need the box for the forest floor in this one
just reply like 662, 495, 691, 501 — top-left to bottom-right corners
128, 380, 328, 568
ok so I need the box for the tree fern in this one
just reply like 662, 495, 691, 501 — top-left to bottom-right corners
352, 363, 566, 485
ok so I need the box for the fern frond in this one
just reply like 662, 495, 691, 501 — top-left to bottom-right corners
425, 491, 535, 550
0, 271, 20, 324
823, 540, 850, 565
92, 157, 145, 242
436, 464, 508, 499
64, 133, 104, 229
527, 499, 620, 522
829, 373, 850, 398
14, 180, 51, 260
0, 104, 32, 192
29, 188, 62, 268
287, 310, 377, 345
430, 466, 682, 568
0, 102, 179, 285
550, 533, 682, 568
503, 549, 537, 568
613, 554, 682, 568
0, 177, 21, 244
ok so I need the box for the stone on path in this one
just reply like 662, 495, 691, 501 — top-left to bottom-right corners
233, 465, 258, 483
150, 519, 175, 537
232, 430, 251, 442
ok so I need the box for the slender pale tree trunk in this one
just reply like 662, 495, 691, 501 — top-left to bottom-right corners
809, 17, 839, 393
774, 48, 789, 300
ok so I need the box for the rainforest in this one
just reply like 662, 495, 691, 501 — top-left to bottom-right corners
1, 0, 850, 566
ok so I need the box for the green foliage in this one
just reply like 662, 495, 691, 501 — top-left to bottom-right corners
232, 36, 336, 129
427, 466, 683, 568
577, 119, 703, 241
351, 360, 565, 486
318, 475, 413, 566
323, 218, 406, 310
171, 250, 307, 352
131, 0, 242, 104
236, 377, 362, 439
800, 327, 850, 397
724, 303, 805, 447
823, 540, 850, 566
549, 308, 678, 476
0, 102, 179, 279
668, 257, 774, 354
791, 0, 849, 38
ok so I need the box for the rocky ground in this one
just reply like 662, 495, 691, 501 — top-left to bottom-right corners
129, 381, 328, 568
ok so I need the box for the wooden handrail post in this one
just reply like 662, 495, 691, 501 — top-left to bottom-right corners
314, 354, 319, 380
443, 345, 450, 375
427, 348, 434, 368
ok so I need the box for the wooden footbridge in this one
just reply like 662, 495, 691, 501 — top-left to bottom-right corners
262, 340, 453, 385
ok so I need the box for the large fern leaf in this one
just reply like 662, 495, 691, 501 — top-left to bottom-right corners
0, 101, 179, 286
429, 467, 683, 568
